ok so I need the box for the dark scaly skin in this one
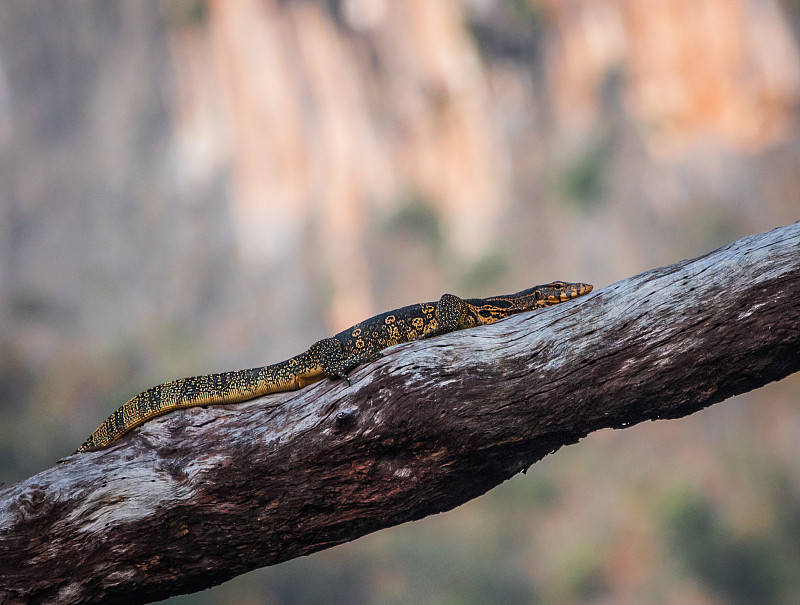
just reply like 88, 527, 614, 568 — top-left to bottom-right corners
75, 281, 592, 453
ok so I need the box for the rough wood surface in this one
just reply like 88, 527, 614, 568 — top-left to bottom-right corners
2, 222, 799, 605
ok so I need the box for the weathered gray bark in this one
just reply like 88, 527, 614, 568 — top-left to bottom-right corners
2, 222, 799, 604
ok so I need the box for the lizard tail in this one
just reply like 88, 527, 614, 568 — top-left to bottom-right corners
74, 362, 301, 454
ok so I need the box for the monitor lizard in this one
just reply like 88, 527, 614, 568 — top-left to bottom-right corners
75, 281, 592, 453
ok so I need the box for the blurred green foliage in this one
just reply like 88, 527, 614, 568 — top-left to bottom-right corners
658, 487, 800, 604
161, 0, 208, 27
458, 250, 510, 294
547, 539, 609, 602
553, 133, 612, 210
382, 193, 443, 252
503, 0, 545, 29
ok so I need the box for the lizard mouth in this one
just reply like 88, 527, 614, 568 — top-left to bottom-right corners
553, 282, 593, 302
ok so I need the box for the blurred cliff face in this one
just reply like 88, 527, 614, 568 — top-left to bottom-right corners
174, 0, 800, 317
543, 0, 800, 152
1, 1, 799, 601
1, 0, 798, 345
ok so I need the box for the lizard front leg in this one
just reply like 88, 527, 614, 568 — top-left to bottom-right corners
422, 293, 476, 339
311, 337, 383, 385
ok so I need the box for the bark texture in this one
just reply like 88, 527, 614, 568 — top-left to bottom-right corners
2, 222, 799, 604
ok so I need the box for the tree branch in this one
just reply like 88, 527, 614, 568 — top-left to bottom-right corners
2, 222, 799, 604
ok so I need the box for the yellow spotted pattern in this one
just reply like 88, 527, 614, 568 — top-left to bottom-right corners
75, 281, 592, 453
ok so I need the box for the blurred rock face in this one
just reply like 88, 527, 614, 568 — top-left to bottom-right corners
543, 0, 800, 153
2, 0, 798, 346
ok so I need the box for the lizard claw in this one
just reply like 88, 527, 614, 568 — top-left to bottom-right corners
334, 370, 351, 386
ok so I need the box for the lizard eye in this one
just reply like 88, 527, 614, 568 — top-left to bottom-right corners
478, 309, 494, 318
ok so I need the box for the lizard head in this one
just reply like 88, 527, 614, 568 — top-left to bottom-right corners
526, 281, 594, 307
467, 281, 593, 325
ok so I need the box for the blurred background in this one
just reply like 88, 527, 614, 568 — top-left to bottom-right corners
1, 0, 799, 602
